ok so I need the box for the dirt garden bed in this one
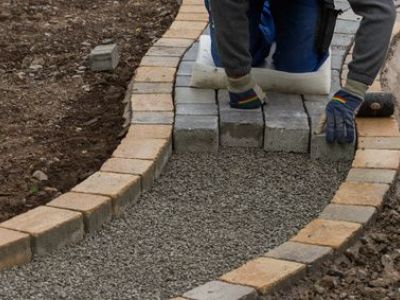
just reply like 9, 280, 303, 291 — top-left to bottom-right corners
0, 0, 179, 222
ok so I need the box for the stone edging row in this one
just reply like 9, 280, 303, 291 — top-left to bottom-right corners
0, 1, 399, 300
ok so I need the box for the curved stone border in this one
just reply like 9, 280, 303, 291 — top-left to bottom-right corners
0, 0, 207, 271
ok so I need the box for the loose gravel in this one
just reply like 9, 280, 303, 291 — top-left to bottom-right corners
0, 148, 350, 300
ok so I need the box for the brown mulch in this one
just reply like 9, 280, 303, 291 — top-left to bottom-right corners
0, 0, 179, 222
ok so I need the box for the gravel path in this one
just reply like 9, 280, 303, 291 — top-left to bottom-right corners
0, 148, 349, 300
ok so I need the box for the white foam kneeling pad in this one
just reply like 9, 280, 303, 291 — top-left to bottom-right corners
191, 35, 331, 95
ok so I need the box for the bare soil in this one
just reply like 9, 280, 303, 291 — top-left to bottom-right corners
0, 0, 179, 222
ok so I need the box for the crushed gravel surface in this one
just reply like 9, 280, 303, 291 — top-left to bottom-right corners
0, 148, 349, 300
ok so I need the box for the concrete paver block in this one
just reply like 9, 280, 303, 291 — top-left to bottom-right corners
154, 38, 194, 48
320, 204, 376, 224
265, 241, 333, 265
346, 168, 396, 184
140, 56, 181, 68
332, 182, 390, 207
135, 67, 176, 83
220, 257, 306, 295
89, 43, 119, 71
132, 82, 172, 94
291, 219, 361, 250
175, 75, 193, 87
1, 206, 84, 256
352, 149, 400, 169
132, 111, 174, 125
183, 280, 257, 300
131, 94, 173, 112
176, 103, 218, 116
177, 61, 194, 76
176, 12, 209, 22
72, 172, 141, 215
146, 46, 187, 57
175, 87, 215, 104
331, 34, 354, 55
47, 192, 112, 233
179, 5, 208, 14
174, 115, 219, 152
126, 124, 172, 140
101, 158, 155, 192
0, 228, 31, 271
182, 42, 199, 61
334, 19, 360, 35
356, 118, 400, 137
264, 93, 309, 153
358, 137, 400, 150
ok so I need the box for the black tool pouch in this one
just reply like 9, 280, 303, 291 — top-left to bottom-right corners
315, 0, 342, 54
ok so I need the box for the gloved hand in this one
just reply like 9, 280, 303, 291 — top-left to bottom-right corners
325, 89, 363, 144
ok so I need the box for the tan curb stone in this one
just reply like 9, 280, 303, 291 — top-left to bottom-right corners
176, 12, 209, 21
140, 56, 181, 68
0, 206, 84, 256
132, 82, 173, 94
264, 241, 333, 266
72, 172, 141, 215
147, 46, 188, 57
0, 228, 32, 271
368, 80, 383, 92
179, 5, 208, 14
135, 67, 176, 83
332, 182, 389, 207
169, 298, 188, 300
352, 149, 400, 169
291, 219, 361, 250
164, 28, 203, 40
358, 137, 400, 150
101, 158, 155, 192
154, 38, 194, 48
131, 94, 173, 112
320, 204, 376, 224
132, 111, 174, 125
170, 21, 208, 31
182, 0, 205, 4
47, 192, 112, 233
356, 118, 399, 137
112, 138, 167, 160
346, 168, 396, 184
126, 124, 172, 140
219, 257, 306, 295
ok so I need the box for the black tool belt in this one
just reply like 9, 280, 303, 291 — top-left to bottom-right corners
315, 0, 342, 54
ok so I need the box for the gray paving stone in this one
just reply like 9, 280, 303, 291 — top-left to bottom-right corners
346, 168, 397, 184
174, 115, 219, 153
183, 280, 257, 300
335, 19, 360, 35
304, 95, 356, 161
320, 204, 376, 224
334, 0, 351, 12
176, 104, 218, 116
132, 82, 172, 94
338, 8, 362, 21
331, 33, 354, 55
331, 70, 342, 92
218, 90, 264, 147
331, 54, 344, 71
177, 61, 194, 76
147, 46, 186, 57
182, 42, 199, 61
175, 75, 192, 87
131, 112, 174, 125
202, 24, 211, 36
265, 241, 333, 265
264, 93, 309, 153
175, 87, 216, 104
89, 43, 120, 71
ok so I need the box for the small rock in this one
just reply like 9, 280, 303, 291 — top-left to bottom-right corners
32, 170, 48, 181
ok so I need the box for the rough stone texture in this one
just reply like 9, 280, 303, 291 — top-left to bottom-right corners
72, 172, 141, 215
291, 219, 361, 250
264, 241, 333, 265
176, 104, 218, 116
175, 75, 193, 87
89, 43, 119, 71
179, 5, 208, 14
177, 61, 194, 76
175, 87, 216, 104
346, 168, 397, 184
331, 54, 344, 70
176, 12, 209, 22
174, 115, 219, 152
131, 94, 173, 112
334, 19, 360, 35
356, 118, 400, 137
113, 138, 168, 160
0, 228, 31, 271
332, 182, 390, 207
126, 124, 172, 140
183, 281, 257, 300
153, 37, 194, 48
358, 137, 400, 150
0, 206, 83, 256
264, 93, 309, 153
218, 90, 264, 147
352, 149, 400, 169
47, 193, 112, 233
304, 95, 355, 161
182, 42, 199, 61
101, 158, 155, 192
132, 82, 173, 94
220, 257, 306, 295
331, 34, 354, 55
135, 66, 176, 83
164, 27, 202, 40
140, 55, 181, 68
132, 111, 174, 125
146, 46, 187, 57
320, 204, 376, 224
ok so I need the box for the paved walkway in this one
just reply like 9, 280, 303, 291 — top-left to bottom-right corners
0, 149, 349, 299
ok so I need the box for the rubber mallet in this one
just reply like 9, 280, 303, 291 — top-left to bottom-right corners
357, 92, 396, 117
